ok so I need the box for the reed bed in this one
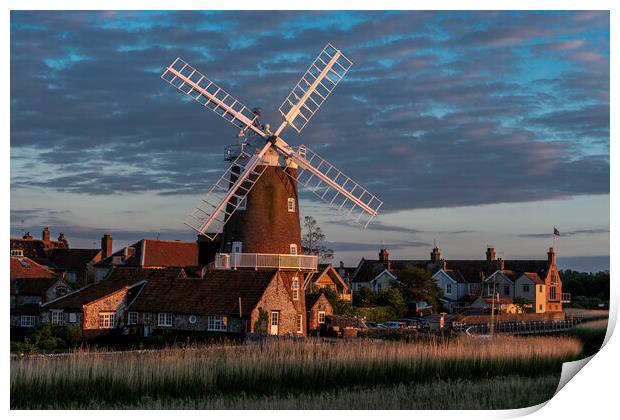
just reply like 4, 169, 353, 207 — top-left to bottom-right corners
11, 336, 581, 409
39, 375, 561, 410
567, 318, 609, 357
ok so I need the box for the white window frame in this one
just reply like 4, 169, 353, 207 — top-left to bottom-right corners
157, 313, 173, 327
287, 197, 295, 212
292, 277, 300, 300
65, 272, 78, 282
296, 314, 303, 333
11, 249, 24, 257
21, 315, 36, 327
188, 315, 197, 325
290, 244, 298, 255
128, 311, 138, 325
98, 312, 115, 329
318, 311, 326, 324
207, 315, 227, 331
51, 310, 64, 325
446, 283, 452, 295
68, 313, 77, 323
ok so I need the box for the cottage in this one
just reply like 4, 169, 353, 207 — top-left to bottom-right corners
304, 264, 351, 301
41, 267, 183, 338
305, 292, 333, 335
127, 270, 304, 337
10, 256, 72, 328
350, 248, 434, 292
514, 272, 546, 313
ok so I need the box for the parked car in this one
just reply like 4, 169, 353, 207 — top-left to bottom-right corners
412, 301, 433, 317
379, 321, 403, 329
408, 317, 430, 330
397, 318, 423, 329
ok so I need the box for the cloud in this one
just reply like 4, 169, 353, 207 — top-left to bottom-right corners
10, 11, 609, 215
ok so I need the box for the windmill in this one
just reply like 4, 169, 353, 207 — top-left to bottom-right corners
161, 43, 382, 271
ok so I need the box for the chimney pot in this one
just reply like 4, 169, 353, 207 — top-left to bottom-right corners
547, 247, 556, 265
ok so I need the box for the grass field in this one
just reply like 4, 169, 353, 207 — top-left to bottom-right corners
11, 335, 582, 409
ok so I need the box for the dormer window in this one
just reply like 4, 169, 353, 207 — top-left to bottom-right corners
290, 244, 298, 255
11, 249, 23, 257
287, 198, 295, 212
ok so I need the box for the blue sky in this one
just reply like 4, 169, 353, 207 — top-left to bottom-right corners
10, 11, 610, 270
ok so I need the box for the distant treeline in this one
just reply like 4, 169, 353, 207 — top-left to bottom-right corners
560, 270, 609, 308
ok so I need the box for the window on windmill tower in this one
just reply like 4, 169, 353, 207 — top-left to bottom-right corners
238, 197, 247, 211
290, 244, 298, 255
292, 277, 300, 300
287, 198, 295, 212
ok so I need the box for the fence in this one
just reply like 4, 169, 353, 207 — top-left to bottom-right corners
453, 317, 583, 336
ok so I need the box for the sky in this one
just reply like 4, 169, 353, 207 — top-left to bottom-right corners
10, 11, 610, 271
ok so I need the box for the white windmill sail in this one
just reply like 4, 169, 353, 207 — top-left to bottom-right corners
274, 142, 382, 228
162, 58, 266, 137
277, 43, 352, 135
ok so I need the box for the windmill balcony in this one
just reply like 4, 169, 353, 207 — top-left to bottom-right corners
214, 252, 318, 271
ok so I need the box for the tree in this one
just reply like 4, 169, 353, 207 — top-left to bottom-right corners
396, 266, 443, 311
353, 286, 377, 307
512, 297, 531, 313
253, 308, 269, 334
301, 216, 334, 263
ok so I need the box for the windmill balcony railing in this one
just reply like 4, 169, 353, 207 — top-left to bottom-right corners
215, 252, 318, 271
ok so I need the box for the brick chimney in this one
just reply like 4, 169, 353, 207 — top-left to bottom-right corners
430, 246, 441, 264
440, 258, 447, 271
497, 257, 505, 271
486, 247, 496, 262
547, 247, 556, 265
42, 227, 50, 245
101, 234, 113, 259
379, 248, 391, 271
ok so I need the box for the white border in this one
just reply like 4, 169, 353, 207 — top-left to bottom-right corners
4, 1, 616, 419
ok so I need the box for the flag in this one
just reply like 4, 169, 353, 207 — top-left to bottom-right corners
553, 227, 560, 236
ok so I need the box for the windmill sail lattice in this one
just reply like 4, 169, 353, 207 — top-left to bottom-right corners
278, 43, 352, 134
184, 146, 270, 239
288, 145, 382, 228
162, 58, 264, 136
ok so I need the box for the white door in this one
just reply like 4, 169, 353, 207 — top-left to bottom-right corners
232, 241, 243, 254
270, 311, 279, 335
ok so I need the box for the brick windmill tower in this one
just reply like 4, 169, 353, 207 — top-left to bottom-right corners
161, 43, 383, 272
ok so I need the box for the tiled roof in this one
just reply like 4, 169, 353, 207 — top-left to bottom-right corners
308, 264, 348, 290
521, 272, 545, 285
46, 248, 101, 270
129, 270, 277, 317
305, 292, 327, 310
351, 259, 430, 283
503, 260, 550, 279
43, 267, 182, 311
442, 260, 492, 283
11, 277, 61, 296
444, 269, 468, 283
95, 239, 198, 268
10, 237, 67, 260
10, 257, 57, 279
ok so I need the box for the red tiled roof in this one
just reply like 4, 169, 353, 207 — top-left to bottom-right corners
129, 270, 277, 317
43, 267, 183, 310
10, 257, 57, 279
522, 272, 545, 285
10, 237, 67, 260
46, 248, 101, 270
95, 239, 198, 268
